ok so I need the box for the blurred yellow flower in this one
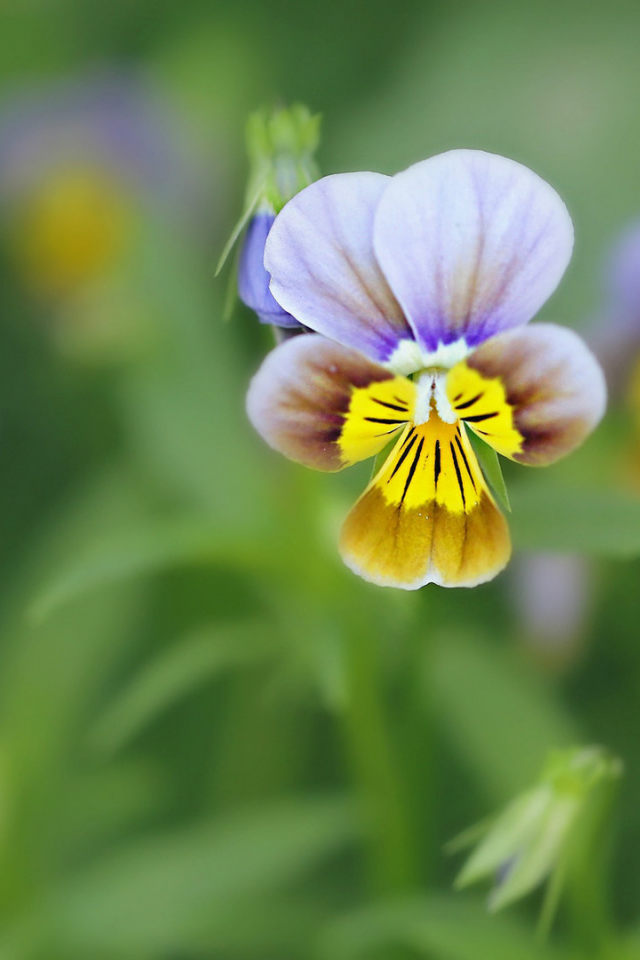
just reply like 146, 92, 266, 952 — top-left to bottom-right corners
13, 167, 134, 297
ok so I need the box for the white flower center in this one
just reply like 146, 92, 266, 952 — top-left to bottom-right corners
414, 371, 457, 425
384, 338, 470, 425
385, 337, 471, 377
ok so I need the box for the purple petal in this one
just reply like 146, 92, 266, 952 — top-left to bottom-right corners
374, 150, 574, 351
238, 212, 300, 327
264, 172, 415, 363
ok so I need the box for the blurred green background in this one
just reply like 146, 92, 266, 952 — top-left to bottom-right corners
3, 1, 640, 957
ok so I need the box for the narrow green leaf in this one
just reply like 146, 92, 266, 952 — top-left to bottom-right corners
29, 517, 273, 623
444, 816, 494, 856
320, 895, 565, 960
536, 860, 567, 943
90, 621, 278, 754
221, 239, 242, 322
468, 431, 511, 512
55, 762, 163, 860
214, 178, 264, 277
52, 796, 355, 954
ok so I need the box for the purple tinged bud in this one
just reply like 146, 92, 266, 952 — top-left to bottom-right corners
220, 104, 320, 324
238, 211, 300, 328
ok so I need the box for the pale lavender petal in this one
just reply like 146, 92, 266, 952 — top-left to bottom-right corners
373, 150, 574, 351
264, 172, 415, 363
238, 212, 300, 327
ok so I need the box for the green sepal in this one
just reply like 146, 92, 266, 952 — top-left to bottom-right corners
444, 815, 495, 856
245, 103, 321, 212
369, 438, 397, 481
215, 104, 321, 282
221, 240, 242, 323
467, 430, 511, 513
214, 178, 265, 277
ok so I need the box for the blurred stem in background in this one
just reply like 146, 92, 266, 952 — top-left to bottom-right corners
564, 766, 621, 954
342, 608, 423, 896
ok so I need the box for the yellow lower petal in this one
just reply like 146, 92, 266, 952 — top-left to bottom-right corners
339, 416, 511, 589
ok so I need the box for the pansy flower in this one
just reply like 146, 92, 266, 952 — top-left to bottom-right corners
247, 150, 606, 589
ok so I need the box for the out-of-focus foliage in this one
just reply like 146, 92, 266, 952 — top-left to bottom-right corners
2, 1, 640, 958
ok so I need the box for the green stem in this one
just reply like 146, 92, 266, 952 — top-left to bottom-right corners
342, 609, 421, 895
564, 782, 618, 955
536, 861, 566, 944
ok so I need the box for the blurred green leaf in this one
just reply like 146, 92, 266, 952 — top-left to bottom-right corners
169, 894, 327, 956
511, 485, 640, 556
617, 932, 640, 960
90, 620, 279, 754
320, 895, 567, 960
53, 762, 165, 863
29, 516, 273, 622
120, 220, 267, 521
49, 796, 356, 954
428, 631, 578, 804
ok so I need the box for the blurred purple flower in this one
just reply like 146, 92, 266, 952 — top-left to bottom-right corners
0, 70, 203, 217
592, 221, 640, 394
238, 211, 299, 328
0, 70, 212, 298
607, 221, 640, 324
511, 552, 593, 667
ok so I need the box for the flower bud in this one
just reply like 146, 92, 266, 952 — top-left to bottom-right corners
237, 210, 299, 327
452, 746, 621, 912
230, 104, 321, 328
